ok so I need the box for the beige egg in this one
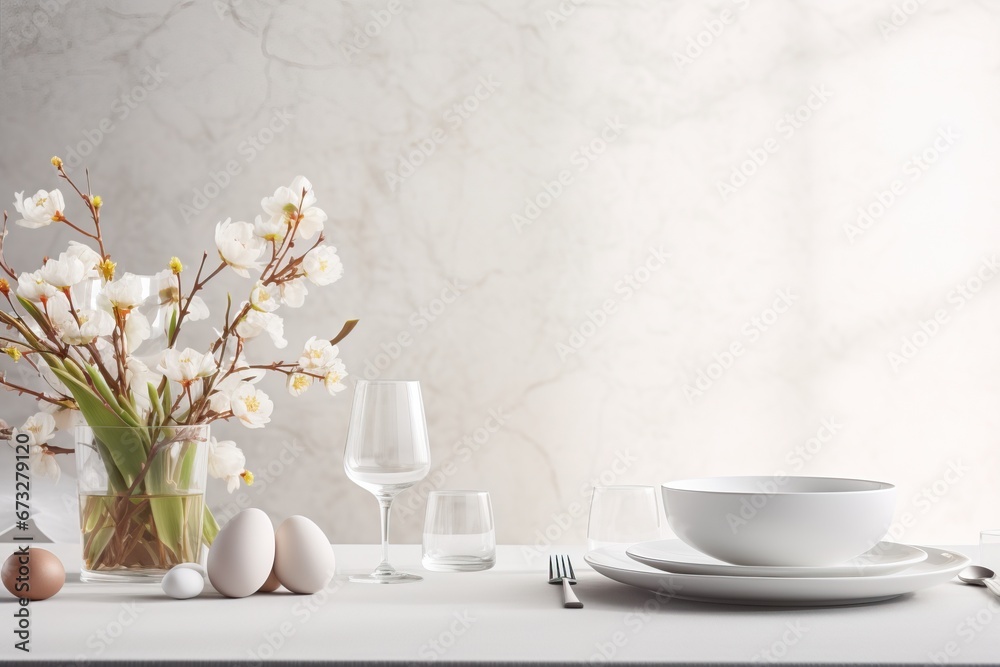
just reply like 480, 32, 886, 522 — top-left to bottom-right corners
2, 548, 65, 601
207, 508, 275, 598
258, 566, 281, 593
274, 516, 336, 594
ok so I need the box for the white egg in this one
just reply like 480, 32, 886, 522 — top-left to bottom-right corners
274, 515, 336, 594
173, 562, 207, 578
207, 508, 275, 598
162, 566, 204, 599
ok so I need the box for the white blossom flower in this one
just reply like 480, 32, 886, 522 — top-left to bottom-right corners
260, 176, 327, 240
323, 358, 348, 396
278, 278, 308, 308
215, 218, 265, 278
14, 412, 56, 446
155, 270, 208, 323
207, 356, 264, 413
102, 273, 145, 311
40, 253, 86, 289
124, 310, 150, 353
16, 270, 58, 302
48, 299, 115, 345
249, 282, 280, 313
123, 356, 160, 414
302, 245, 343, 286
236, 310, 287, 348
30, 447, 61, 482
157, 347, 218, 386
42, 401, 82, 432
286, 372, 312, 397
298, 337, 338, 371
253, 214, 286, 243
13, 189, 65, 229
230, 383, 273, 429
66, 241, 102, 279
207, 437, 246, 493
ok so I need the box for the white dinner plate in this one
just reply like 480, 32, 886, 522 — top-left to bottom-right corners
626, 539, 927, 577
585, 545, 969, 606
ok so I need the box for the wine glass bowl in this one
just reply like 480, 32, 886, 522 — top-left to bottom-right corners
343, 380, 431, 583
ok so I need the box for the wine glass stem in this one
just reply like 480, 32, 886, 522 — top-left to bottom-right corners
376, 496, 394, 574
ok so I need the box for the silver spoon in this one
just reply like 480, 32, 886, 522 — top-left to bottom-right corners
958, 566, 1000, 598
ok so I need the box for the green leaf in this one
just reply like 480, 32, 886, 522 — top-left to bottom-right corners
148, 383, 165, 425
60, 357, 89, 384
161, 381, 172, 420
202, 506, 220, 546
51, 367, 145, 489
14, 297, 48, 342
148, 495, 185, 562
83, 364, 123, 412
167, 307, 178, 342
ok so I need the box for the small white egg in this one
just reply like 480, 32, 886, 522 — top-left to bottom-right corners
173, 562, 207, 578
274, 515, 336, 594
162, 566, 205, 599
207, 508, 275, 598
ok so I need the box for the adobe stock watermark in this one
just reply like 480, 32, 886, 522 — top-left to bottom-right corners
683, 289, 798, 402
878, 0, 929, 39
417, 611, 477, 660
716, 85, 833, 201
512, 116, 627, 233
179, 108, 294, 224
886, 254, 998, 372
555, 246, 670, 361
59, 65, 168, 170
928, 596, 1000, 664
750, 621, 809, 663
384, 77, 501, 192
363, 278, 467, 380
521, 448, 639, 563
398, 407, 508, 521
4, 0, 73, 55
71, 602, 145, 665
881, 459, 969, 545
245, 576, 345, 665
844, 126, 960, 244
726, 417, 843, 534
589, 579, 685, 662
544, 0, 587, 30
340, 0, 406, 62
673, 0, 752, 70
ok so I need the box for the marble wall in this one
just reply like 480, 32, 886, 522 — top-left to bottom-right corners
2, 0, 999, 547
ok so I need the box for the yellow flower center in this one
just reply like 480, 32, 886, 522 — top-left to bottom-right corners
292, 375, 310, 391
244, 395, 261, 412
35, 197, 47, 207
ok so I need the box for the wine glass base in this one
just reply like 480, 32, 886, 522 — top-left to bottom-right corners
349, 571, 423, 584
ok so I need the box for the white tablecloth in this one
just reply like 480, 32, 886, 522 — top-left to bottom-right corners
2, 543, 997, 665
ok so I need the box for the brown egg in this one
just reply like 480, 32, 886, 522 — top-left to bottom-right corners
2, 548, 65, 601
258, 565, 281, 593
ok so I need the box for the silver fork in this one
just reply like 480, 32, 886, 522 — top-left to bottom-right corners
549, 554, 584, 608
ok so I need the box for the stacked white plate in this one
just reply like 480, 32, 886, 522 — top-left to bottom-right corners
585, 540, 969, 606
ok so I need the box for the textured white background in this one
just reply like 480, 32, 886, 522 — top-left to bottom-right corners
1, 0, 999, 546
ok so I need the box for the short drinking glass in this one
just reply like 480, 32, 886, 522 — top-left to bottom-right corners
587, 485, 662, 551
422, 491, 496, 572
981, 529, 1000, 573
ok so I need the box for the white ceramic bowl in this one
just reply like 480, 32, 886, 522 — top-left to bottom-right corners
661, 476, 896, 567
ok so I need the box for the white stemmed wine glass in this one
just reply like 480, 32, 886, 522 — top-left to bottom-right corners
344, 380, 431, 583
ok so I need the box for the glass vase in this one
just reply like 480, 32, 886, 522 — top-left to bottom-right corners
76, 424, 209, 583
